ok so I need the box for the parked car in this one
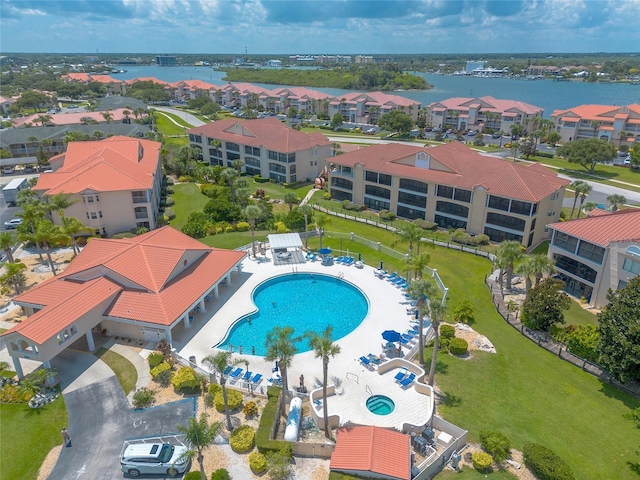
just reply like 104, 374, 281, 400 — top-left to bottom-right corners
491, 133, 501, 139
467, 130, 477, 136
120, 443, 189, 478
67, 105, 78, 109
4, 218, 23, 229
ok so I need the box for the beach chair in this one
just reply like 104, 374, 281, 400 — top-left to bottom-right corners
359, 356, 373, 369
396, 279, 407, 289
310, 253, 317, 262
375, 269, 387, 278
335, 256, 345, 264
394, 368, 408, 383
400, 372, 416, 388
222, 365, 233, 377
344, 257, 354, 266
305, 252, 313, 260
229, 367, 243, 379
386, 272, 397, 281
251, 373, 263, 385
400, 337, 414, 347
242, 371, 253, 382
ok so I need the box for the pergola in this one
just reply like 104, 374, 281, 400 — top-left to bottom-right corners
268, 233, 305, 265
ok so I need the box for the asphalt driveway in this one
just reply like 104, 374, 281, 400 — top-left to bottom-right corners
48, 377, 195, 480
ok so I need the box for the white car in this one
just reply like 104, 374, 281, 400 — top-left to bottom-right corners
4, 218, 23, 229
120, 443, 189, 477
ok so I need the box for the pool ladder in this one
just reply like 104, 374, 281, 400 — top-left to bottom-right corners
365, 385, 373, 397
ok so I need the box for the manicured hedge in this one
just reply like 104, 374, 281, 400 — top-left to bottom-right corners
171, 366, 201, 392
472, 451, 493, 472
249, 451, 267, 473
230, 425, 255, 453
254, 175, 270, 183
440, 324, 456, 339
523, 443, 575, 480
256, 387, 290, 454
214, 388, 243, 412
147, 352, 165, 368
150, 361, 171, 379
449, 338, 469, 356
211, 469, 230, 480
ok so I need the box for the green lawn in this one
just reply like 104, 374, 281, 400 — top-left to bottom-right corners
169, 183, 210, 231
199, 229, 270, 249
531, 241, 549, 255
0, 397, 67, 480
94, 348, 137, 395
565, 300, 599, 327
436, 467, 517, 479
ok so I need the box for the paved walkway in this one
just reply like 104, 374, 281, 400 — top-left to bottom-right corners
105, 340, 152, 402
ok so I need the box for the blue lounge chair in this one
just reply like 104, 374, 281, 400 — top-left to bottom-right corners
394, 368, 408, 382
386, 272, 397, 281
344, 257, 354, 266
400, 372, 416, 388
222, 365, 233, 376
242, 371, 252, 382
359, 356, 372, 369
305, 252, 313, 260
400, 337, 415, 346
393, 276, 406, 285
309, 253, 317, 262
229, 367, 243, 379
396, 280, 407, 289
335, 256, 345, 264
251, 373, 263, 385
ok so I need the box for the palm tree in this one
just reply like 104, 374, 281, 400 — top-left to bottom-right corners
516, 257, 536, 298
331, 142, 341, 157
426, 298, 447, 387
231, 159, 244, 174
17, 203, 47, 262
93, 130, 105, 140
61, 217, 93, 255
305, 326, 341, 439
0, 261, 27, 296
202, 351, 241, 431
46, 193, 77, 220
392, 223, 424, 255
243, 205, 262, 258
29, 220, 67, 275
176, 414, 222, 480
283, 193, 298, 212
576, 183, 592, 218
406, 279, 436, 365
221, 168, 239, 202
264, 326, 300, 416
298, 204, 313, 249
404, 252, 431, 280
530, 253, 556, 286
314, 213, 330, 250
100, 109, 113, 124
496, 240, 524, 290
122, 109, 131, 123
0, 232, 16, 264
607, 194, 626, 211
582, 201, 599, 215
568, 180, 588, 219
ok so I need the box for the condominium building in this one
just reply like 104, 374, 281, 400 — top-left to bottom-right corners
187, 118, 331, 183
550, 103, 640, 146
547, 209, 640, 307
425, 96, 543, 133
33, 136, 163, 235
328, 142, 568, 247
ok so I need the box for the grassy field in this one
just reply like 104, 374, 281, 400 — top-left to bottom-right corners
169, 183, 210, 231
94, 348, 137, 395
0, 397, 67, 480
436, 468, 517, 479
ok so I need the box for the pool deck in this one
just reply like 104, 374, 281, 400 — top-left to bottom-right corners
173, 251, 431, 427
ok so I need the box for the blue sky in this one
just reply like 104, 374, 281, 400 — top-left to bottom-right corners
1, 0, 638, 54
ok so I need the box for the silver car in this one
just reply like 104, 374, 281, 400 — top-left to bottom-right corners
120, 443, 190, 477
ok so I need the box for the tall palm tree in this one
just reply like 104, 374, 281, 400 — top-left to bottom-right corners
496, 240, 524, 290
221, 167, 239, 202
392, 222, 424, 255
243, 205, 262, 257
576, 183, 592, 219
426, 298, 447, 387
29, 220, 67, 275
0, 232, 16, 264
530, 253, 556, 286
176, 414, 222, 480
516, 257, 536, 298
314, 213, 330, 250
298, 204, 313, 249
582, 202, 599, 215
305, 326, 341, 439
407, 279, 437, 365
264, 326, 300, 416
283, 193, 298, 212
568, 180, 586, 219
46, 193, 77, 220
607, 194, 626, 211
404, 252, 431, 280
0, 261, 27, 296
202, 351, 242, 431
61, 217, 93, 255
17, 203, 46, 262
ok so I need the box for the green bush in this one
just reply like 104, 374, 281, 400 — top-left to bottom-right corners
209, 383, 222, 396
150, 361, 171, 379
249, 451, 267, 473
147, 352, 165, 368
257, 387, 290, 454
132, 388, 155, 409
178, 175, 194, 183
215, 388, 243, 412
225, 225, 235, 233
379, 209, 396, 221
480, 430, 511, 463
211, 468, 231, 480
412, 219, 438, 231
323, 192, 332, 200
473, 233, 490, 245
230, 425, 255, 453
165, 196, 175, 206
243, 400, 259, 418
111, 232, 136, 239
184, 472, 201, 480
472, 451, 493, 472
449, 338, 469, 355
164, 208, 176, 221
523, 443, 575, 480
236, 221, 250, 232
254, 175, 270, 183
440, 324, 456, 339
171, 367, 201, 392
537, 151, 555, 158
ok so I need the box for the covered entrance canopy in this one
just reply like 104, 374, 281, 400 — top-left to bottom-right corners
268, 233, 305, 265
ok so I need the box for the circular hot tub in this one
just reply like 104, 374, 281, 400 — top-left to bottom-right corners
366, 395, 395, 415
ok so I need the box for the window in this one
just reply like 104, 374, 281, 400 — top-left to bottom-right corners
331, 189, 353, 202
453, 188, 472, 203
134, 207, 148, 219
365, 185, 391, 199
226, 142, 240, 152
622, 257, 640, 275
577, 241, 605, 264
365, 171, 392, 186
268, 151, 296, 163
487, 195, 510, 212
510, 200, 533, 216
553, 231, 579, 253
483, 226, 523, 243
245, 157, 260, 168
99, 211, 103, 218
132, 191, 146, 203
436, 201, 469, 218
398, 191, 427, 208
209, 148, 222, 158
244, 146, 260, 156
269, 163, 286, 174
86, 212, 89, 219
486, 212, 526, 232
436, 185, 454, 199
245, 166, 261, 176
227, 152, 240, 161
554, 254, 597, 283
90, 212, 97, 219
289, 164, 296, 175
434, 214, 467, 230
189, 134, 202, 143
397, 205, 425, 220
399, 178, 428, 194
87, 196, 94, 203
269, 172, 286, 183
331, 177, 353, 190
364, 197, 390, 211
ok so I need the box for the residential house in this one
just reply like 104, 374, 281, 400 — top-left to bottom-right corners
2, 227, 246, 378
33, 136, 163, 235
550, 103, 640, 146
425, 96, 543, 133
547, 209, 640, 307
12, 108, 141, 128
0, 95, 16, 115
187, 117, 331, 183
61, 72, 123, 95
328, 142, 568, 247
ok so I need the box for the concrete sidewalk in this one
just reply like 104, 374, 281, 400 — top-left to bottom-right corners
104, 340, 152, 402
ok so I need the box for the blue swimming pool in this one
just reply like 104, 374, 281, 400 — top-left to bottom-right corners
366, 395, 395, 415
218, 273, 369, 356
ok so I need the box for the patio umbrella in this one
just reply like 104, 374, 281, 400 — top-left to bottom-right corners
382, 330, 402, 342
378, 261, 383, 270
318, 248, 332, 255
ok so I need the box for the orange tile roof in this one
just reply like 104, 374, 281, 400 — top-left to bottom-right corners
188, 117, 331, 153
34, 136, 160, 195
330, 426, 410, 480
548, 209, 640, 247
429, 96, 543, 115
331, 142, 568, 202
13, 108, 134, 128
551, 103, 640, 121
8, 227, 246, 342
